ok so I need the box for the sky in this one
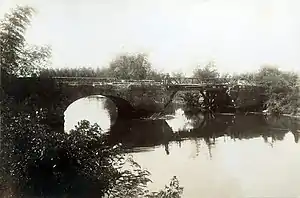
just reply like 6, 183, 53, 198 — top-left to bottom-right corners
1, 0, 300, 75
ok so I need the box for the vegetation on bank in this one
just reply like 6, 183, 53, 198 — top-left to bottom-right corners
1, 6, 183, 198
225, 66, 299, 115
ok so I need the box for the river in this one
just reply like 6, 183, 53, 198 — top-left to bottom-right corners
64, 95, 300, 198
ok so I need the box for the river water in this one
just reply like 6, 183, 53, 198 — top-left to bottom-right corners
65, 96, 300, 198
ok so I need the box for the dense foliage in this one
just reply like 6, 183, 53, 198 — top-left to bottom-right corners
232, 65, 300, 115
192, 61, 220, 82
190, 64, 299, 115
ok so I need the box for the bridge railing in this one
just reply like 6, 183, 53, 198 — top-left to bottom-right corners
162, 77, 230, 85
53, 77, 117, 83
53, 77, 163, 86
52, 77, 232, 86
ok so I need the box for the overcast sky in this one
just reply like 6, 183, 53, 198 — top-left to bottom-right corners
1, 0, 300, 75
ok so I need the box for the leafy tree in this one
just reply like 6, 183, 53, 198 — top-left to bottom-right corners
192, 61, 220, 83
0, 6, 51, 77
255, 65, 298, 87
229, 65, 299, 115
171, 71, 185, 78
255, 66, 299, 115
147, 69, 166, 81
40, 54, 166, 81
107, 53, 152, 80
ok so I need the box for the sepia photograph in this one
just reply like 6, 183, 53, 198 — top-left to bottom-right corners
1, 0, 300, 197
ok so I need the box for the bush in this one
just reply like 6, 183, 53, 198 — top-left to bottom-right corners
0, 104, 148, 197
146, 176, 183, 198
232, 66, 300, 115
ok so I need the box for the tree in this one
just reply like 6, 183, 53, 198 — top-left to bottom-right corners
231, 65, 300, 115
171, 71, 185, 78
193, 61, 220, 83
255, 65, 298, 88
108, 53, 153, 80
254, 65, 299, 115
0, 6, 51, 77
39, 53, 167, 80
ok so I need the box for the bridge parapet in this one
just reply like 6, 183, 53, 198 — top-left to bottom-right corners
53, 77, 163, 86
53, 77, 231, 86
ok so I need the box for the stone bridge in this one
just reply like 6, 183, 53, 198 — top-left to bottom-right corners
53, 77, 266, 115
4, 76, 267, 129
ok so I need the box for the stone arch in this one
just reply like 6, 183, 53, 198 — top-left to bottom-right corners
168, 86, 236, 114
63, 93, 136, 121
105, 95, 136, 119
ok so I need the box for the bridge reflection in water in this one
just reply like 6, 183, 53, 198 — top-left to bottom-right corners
64, 96, 300, 198
108, 112, 299, 155
64, 95, 300, 155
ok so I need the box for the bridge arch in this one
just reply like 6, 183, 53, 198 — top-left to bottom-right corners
63, 94, 136, 120
63, 94, 138, 132
104, 95, 136, 118
166, 87, 236, 114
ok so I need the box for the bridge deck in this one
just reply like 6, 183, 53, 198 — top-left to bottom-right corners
52, 77, 267, 91
53, 77, 232, 86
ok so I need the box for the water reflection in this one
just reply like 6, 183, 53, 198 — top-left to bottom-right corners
134, 133, 300, 198
109, 115, 300, 155
165, 109, 205, 131
64, 96, 300, 152
64, 97, 300, 198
